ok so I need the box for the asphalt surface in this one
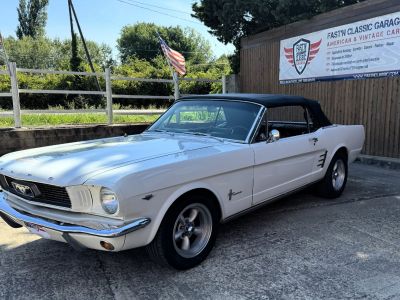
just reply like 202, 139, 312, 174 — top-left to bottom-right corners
1, 162, 400, 300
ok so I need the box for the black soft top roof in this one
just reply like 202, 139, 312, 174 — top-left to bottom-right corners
180, 93, 315, 107
179, 93, 331, 127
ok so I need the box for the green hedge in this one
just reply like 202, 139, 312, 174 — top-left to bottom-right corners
0, 56, 230, 110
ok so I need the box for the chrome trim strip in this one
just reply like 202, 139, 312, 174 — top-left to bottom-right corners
221, 179, 321, 223
249, 107, 267, 144
245, 106, 265, 144
0, 192, 150, 238
2, 190, 73, 212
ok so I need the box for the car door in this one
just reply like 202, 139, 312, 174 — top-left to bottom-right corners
251, 106, 326, 205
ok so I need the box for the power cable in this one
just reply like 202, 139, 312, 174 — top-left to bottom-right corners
116, 0, 201, 25
123, 0, 191, 15
119, 48, 210, 54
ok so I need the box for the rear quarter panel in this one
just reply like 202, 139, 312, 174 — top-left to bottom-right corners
321, 125, 365, 164
291, 124, 365, 185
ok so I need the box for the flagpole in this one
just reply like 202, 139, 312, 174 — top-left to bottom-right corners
156, 31, 180, 100
173, 71, 180, 100
165, 61, 180, 100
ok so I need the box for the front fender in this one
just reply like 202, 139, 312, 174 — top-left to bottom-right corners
142, 181, 225, 247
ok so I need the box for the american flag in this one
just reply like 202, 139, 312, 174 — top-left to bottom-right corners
159, 37, 186, 76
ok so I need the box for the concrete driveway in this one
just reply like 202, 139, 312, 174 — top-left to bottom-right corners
1, 163, 400, 300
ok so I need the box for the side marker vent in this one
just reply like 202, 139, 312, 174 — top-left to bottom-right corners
317, 151, 328, 168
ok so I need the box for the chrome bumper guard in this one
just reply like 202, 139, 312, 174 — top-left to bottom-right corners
0, 192, 151, 238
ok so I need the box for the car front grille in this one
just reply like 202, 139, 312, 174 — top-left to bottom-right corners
0, 175, 71, 208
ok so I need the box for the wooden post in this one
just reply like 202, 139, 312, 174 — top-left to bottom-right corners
105, 68, 113, 125
9, 62, 21, 128
173, 72, 180, 100
222, 75, 227, 94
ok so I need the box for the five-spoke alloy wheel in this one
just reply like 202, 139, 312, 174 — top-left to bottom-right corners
146, 194, 219, 270
315, 150, 348, 198
173, 203, 213, 259
332, 159, 346, 191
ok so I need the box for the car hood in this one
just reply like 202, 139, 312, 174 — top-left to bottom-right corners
0, 133, 215, 186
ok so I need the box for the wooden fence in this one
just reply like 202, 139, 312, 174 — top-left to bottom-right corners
0, 62, 226, 128
240, 0, 400, 158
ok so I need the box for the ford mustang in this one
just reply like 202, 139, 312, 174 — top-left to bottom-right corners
0, 94, 365, 269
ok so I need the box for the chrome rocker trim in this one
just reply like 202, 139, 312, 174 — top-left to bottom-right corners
0, 192, 151, 238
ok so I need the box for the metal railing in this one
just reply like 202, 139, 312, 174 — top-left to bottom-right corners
0, 62, 226, 128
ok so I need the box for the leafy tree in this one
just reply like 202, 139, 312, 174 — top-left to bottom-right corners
117, 23, 212, 64
16, 0, 49, 39
3, 36, 54, 68
70, 32, 82, 72
192, 0, 365, 72
3, 36, 114, 70
55, 39, 115, 70
0, 52, 229, 110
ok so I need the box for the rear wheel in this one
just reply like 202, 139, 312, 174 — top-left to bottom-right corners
315, 151, 348, 198
146, 195, 219, 270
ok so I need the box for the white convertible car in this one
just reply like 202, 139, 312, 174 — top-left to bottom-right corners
0, 94, 364, 269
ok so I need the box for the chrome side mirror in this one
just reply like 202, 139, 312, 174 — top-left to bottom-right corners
268, 129, 280, 143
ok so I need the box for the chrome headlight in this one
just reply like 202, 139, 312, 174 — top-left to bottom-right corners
100, 187, 119, 214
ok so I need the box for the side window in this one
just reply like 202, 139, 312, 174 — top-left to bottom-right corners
254, 105, 314, 143
268, 105, 312, 139
268, 105, 307, 123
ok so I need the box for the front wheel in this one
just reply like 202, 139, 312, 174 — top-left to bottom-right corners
315, 152, 348, 198
146, 195, 219, 270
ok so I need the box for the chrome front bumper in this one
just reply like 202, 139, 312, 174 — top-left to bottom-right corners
0, 191, 151, 238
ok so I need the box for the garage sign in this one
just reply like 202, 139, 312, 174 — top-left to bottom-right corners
279, 11, 400, 84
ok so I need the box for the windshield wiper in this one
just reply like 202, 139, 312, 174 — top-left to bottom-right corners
146, 129, 175, 135
181, 131, 224, 142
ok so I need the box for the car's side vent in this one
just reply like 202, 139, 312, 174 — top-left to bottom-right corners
317, 151, 328, 168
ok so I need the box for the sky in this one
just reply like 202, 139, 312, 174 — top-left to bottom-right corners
0, 0, 235, 60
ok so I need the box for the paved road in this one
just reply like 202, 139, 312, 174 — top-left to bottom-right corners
1, 163, 400, 300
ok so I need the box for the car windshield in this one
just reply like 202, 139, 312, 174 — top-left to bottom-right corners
147, 100, 262, 142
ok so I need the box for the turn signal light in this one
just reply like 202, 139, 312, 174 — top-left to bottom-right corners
100, 241, 115, 251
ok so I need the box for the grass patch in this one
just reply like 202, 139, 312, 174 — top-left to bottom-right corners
0, 113, 160, 128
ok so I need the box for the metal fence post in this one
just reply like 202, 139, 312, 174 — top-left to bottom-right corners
105, 68, 113, 125
173, 72, 180, 100
9, 62, 21, 128
222, 75, 227, 94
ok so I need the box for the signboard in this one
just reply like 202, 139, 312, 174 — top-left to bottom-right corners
279, 11, 400, 84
